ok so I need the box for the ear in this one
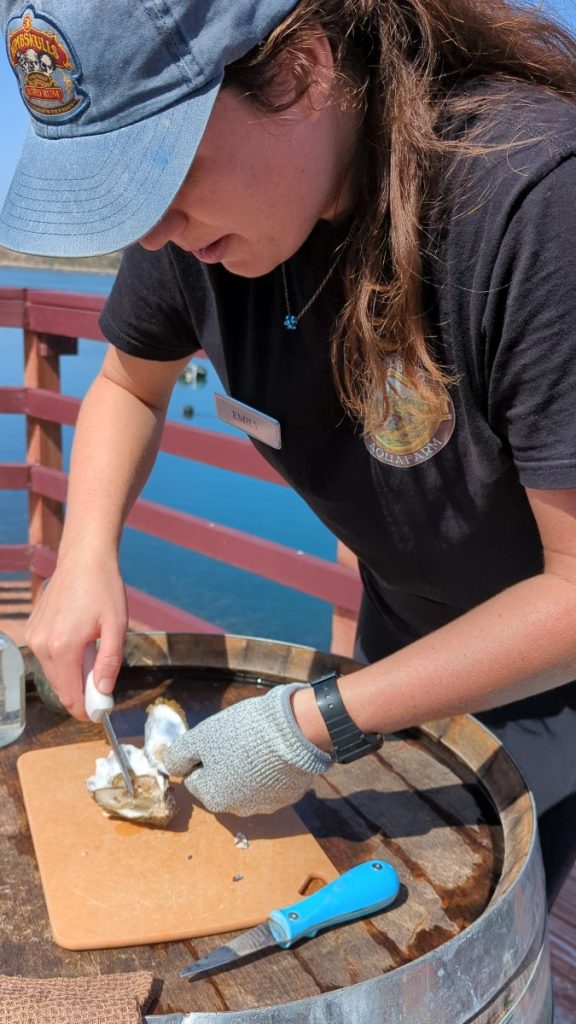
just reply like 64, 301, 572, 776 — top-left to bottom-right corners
298, 31, 337, 115
269, 30, 337, 119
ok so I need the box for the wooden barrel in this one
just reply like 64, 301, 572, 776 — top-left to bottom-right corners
10, 633, 551, 1022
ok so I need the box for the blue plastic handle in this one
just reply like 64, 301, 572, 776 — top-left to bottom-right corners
267, 860, 400, 947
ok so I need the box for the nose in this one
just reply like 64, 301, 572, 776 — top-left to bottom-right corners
139, 208, 189, 251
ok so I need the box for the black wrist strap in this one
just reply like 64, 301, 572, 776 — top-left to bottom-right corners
311, 672, 383, 764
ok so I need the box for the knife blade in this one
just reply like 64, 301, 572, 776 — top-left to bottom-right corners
144, 1017, 186, 1023
180, 859, 400, 980
83, 642, 135, 798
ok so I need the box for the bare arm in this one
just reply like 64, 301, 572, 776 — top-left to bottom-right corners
293, 487, 576, 746
26, 345, 191, 719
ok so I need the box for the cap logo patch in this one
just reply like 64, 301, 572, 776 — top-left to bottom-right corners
6, 6, 89, 122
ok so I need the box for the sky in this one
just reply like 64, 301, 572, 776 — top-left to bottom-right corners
0, 1, 575, 208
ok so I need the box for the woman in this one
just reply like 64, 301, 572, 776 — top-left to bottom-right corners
3, 0, 576, 905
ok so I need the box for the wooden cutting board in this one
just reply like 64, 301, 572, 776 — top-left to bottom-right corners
17, 740, 339, 951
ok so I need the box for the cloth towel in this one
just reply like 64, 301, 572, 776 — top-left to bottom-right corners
0, 970, 155, 1024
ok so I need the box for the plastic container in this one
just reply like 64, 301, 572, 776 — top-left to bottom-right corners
0, 631, 26, 747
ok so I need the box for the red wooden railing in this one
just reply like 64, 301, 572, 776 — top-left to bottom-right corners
0, 287, 361, 650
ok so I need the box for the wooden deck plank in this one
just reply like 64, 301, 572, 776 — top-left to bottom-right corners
1, 577, 575, 1014
0, 577, 148, 646
0, 578, 31, 646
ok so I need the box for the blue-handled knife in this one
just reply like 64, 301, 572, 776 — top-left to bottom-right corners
180, 859, 400, 980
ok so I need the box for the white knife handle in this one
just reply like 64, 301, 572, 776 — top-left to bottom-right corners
83, 641, 114, 723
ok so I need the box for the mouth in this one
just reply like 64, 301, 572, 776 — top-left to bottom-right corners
190, 235, 229, 264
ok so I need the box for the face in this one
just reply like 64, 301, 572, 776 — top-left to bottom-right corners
139, 78, 358, 277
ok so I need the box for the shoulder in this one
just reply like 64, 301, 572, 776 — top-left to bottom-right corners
427, 84, 576, 273
437, 84, 576, 213
116, 241, 197, 288
442, 80, 576, 151
100, 243, 205, 360
474, 81, 576, 142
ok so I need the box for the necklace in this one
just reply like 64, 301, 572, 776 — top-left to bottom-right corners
281, 220, 356, 330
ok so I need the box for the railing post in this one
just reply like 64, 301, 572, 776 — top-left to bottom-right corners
24, 328, 67, 604
330, 541, 359, 657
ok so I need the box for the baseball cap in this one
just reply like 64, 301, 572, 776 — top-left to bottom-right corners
0, 0, 298, 257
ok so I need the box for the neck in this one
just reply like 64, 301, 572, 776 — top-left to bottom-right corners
321, 102, 364, 222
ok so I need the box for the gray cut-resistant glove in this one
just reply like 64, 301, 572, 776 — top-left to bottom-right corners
162, 683, 333, 817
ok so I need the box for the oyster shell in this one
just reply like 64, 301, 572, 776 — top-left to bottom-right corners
85, 697, 188, 827
144, 697, 188, 771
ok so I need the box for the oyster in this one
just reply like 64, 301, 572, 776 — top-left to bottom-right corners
85, 697, 188, 827
144, 696, 188, 770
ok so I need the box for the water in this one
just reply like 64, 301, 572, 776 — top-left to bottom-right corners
0, 631, 25, 746
0, 266, 336, 650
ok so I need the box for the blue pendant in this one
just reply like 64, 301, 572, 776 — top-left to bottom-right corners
283, 314, 298, 330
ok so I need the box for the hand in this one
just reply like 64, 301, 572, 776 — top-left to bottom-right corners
25, 554, 128, 720
163, 684, 333, 816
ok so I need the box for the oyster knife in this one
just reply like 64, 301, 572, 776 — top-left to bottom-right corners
180, 859, 400, 980
83, 642, 135, 798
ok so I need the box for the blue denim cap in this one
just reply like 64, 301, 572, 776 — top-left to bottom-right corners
0, 0, 298, 257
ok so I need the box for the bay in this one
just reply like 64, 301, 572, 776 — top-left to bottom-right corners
0, 267, 335, 649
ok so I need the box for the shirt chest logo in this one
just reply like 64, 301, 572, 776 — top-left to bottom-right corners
365, 361, 455, 468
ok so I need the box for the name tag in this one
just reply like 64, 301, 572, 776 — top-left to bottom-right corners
214, 393, 282, 450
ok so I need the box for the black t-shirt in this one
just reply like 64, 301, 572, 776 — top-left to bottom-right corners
100, 85, 576, 648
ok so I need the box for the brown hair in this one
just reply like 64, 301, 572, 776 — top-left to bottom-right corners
225, 0, 576, 430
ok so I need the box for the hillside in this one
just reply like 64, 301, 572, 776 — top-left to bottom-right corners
0, 245, 121, 275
